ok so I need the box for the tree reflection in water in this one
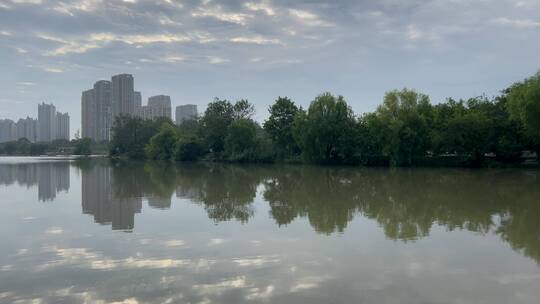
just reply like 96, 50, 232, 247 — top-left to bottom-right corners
36, 160, 539, 263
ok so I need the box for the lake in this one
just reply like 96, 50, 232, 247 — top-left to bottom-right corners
0, 158, 539, 304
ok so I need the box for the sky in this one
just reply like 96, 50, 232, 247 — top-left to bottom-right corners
0, 0, 539, 135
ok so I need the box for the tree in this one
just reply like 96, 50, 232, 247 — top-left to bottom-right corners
233, 99, 255, 120
175, 137, 203, 161
264, 96, 299, 157
506, 71, 540, 155
145, 123, 178, 160
110, 115, 161, 158
200, 98, 256, 154
225, 118, 258, 161
357, 113, 387, 165
373, 89, 432, 166
490, 96, 524, 161
200, 99, 235, 153
74, 138, 92, 155
29, 143, 48, 156
293, 93, 358, 164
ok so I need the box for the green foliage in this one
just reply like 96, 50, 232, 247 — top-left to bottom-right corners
263, 96, 299, 157
224, 119, 259, 161
490, 96, 525, 161
104, 71, 540, 167
74, 138, 93, 155
371, 89, 432, 166
233, 99, 255, 120
0, 139, 48, 156
506, 71, 540, 152
293, 93, 358, 164
145, 123, 178, 160
200, 98, 235, 153
110, 115, 161, 159
199, 98, 257, 155
357, 113, 388, 165
175, 137, 203, 161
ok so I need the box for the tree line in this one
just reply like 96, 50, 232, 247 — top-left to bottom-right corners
109, 71, 540, 167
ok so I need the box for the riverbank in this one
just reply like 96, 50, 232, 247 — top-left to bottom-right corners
105, 153, 540, 169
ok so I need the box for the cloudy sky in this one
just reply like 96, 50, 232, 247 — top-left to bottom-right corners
1, 0, 539, 134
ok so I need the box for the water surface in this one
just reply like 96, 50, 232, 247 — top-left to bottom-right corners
0, 158, 539, 304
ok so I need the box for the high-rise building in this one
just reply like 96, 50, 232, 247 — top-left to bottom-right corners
94, 80, 112, 141
175, 104, 198, 125
135, 95, 172, 121
82, 80, 113, 142
56, 112, 70, 141
0, 119, 16, 143
147, 95, 172, 119
16, 117, 37, 142
15, 119, 25, 141
134, 91, 142, 112
81, 89, 96, 140
38, 103, 56, 142
112, 74, 134, 118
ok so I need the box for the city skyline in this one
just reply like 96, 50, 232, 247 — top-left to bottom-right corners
81, 73, 192, 142
0, 102, 69, 143
1, 1, 539, 138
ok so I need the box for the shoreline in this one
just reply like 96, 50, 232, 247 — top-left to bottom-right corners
1, 154, 538, 168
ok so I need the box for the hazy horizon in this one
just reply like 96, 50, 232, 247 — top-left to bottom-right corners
1, 0, 539, 136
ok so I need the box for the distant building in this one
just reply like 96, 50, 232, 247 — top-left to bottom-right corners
112, 74, 134, 118
1, 104, 65, 143
81, 80, 112, 142
147, 95, 172, 119
136, 95, 172, 121
134, 91, 142, 112
81, 89, 96, 140
56, 112, 70, 141
94, 80, 112, 141
38, 102, 56, 142
0, 119, 16, 143
16, 117, 37, 142
175, 104, 198, 125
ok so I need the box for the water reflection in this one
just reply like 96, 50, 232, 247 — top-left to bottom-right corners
0, 162, 69, 201
1, 160, 539, 264
1, 159, 540, 304
81, 162, 142, 231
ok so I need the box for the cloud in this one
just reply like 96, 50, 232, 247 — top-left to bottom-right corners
208, 56, 229, 64
406, 25, 424, 40
26, 64, 66, 73
244, 1, 275, 16
45, 227, 64, 234
52, 0, 102, 16
164, 239, 185, 247
230, 35, 283, 45
288, 8, 334, 27
191, 4, 251, 25
193, 276, 247, 296
16, 81, 37, 86
13, 47, 28, 53
208, 238, 227, 245
9, 0, 42, 4
492, 17, 540, 28
39, 32, 192, 56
